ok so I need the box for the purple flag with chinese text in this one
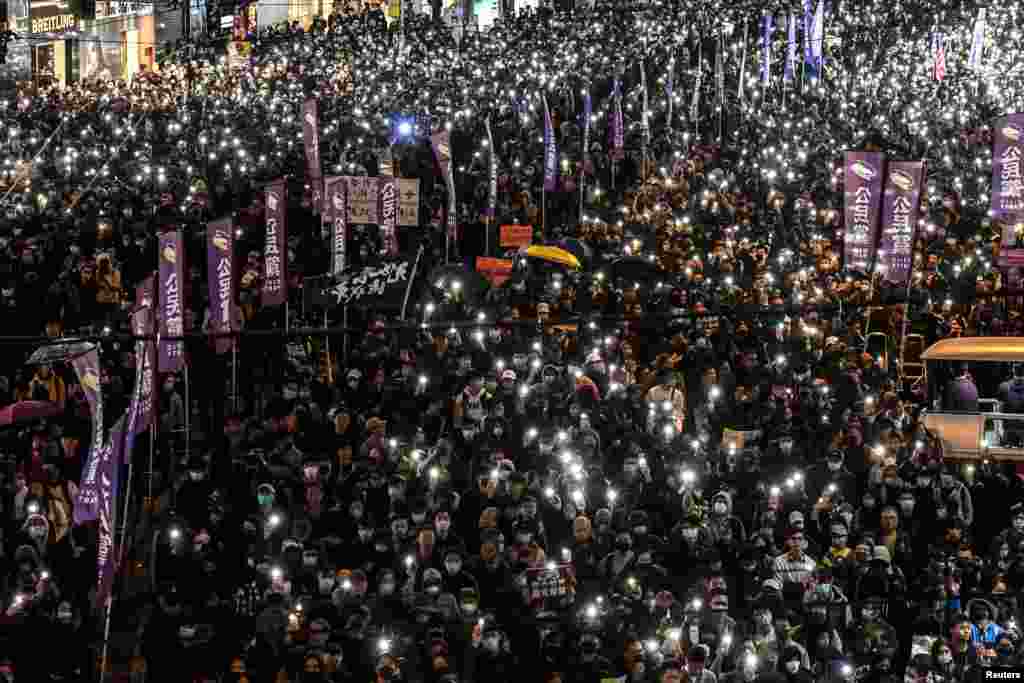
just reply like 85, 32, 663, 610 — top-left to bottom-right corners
262, 179, 288, 307
879, 160, 924, 286
94, 416, 127, 609
207, 218, 236, 354
303, 98, 322, 214
842, 151, 885, 273
158, 230, 185, 372
128, 305, 155, 438
992, 114, 1024, 246
325, 177, 347, 276
71, 346, 103, 525
543, 96, 557, 192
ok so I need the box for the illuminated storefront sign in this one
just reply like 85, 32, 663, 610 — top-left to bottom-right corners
31, 12, 76, 32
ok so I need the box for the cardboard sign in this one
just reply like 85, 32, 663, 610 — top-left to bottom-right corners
476, 257, 513, 287
500, 224, 533, 247
397, 178, 420, 227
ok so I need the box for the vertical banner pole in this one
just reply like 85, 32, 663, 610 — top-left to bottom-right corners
343, 305, 350, 364
183, 363, 191, 463
231, 343, 239, 414
324, 310, 332, 385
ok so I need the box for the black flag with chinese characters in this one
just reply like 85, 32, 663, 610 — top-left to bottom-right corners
325, 253, 421, 310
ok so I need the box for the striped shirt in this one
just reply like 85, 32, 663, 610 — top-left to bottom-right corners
772, 552, 817, 588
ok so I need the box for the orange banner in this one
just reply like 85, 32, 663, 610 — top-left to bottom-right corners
476, 257, 513, 287
500, 224, 533, 247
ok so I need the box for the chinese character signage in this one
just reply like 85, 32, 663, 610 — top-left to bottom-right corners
476, 257, 513, 287
430, 130, 458, 246
345, 176, 379, 225
158, 229, 185, 372
262, 179, 288, 307
842, 151, 885, 273
380, 177, 399, 256
207, 217, 236, 354
303, 99, 322, 214
992, 113, 1024, 246
330, 257, 415, 309
398, 178, 420, 227
879, 160, 924, 286
128, 304, 155, 437
71, 345, 104, 524
325, 177, 347, 277
500, 224, 533, 248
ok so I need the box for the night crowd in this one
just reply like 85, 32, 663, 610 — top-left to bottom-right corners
1, 0, 1024, 682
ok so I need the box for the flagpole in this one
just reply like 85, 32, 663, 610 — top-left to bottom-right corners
542, 183, 546, 240
401, 245, 425, 321
183, 362, 191, 464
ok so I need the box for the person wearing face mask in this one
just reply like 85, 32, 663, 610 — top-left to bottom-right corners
848, 595, 897, 662
469, 530, 515, 616
707, 491, 745, 550
42, 600, 88, 681
780, 644, 813, 682
441, 549, 478, 596
475, 624, 515, 682
599, 531, 637, 584
997, 504, 1024, 552
177, 456, 214, 529
808, 450, 856, 505
772, 528, 817, 597
432, 510, 464, 559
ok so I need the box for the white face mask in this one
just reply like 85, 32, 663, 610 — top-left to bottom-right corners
785, 661, 800, 674
938, 654, 952, 665
713, 502, 727, 515
827, 460, 842, 472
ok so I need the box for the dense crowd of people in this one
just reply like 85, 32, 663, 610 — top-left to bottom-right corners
0, 0, 1024, 681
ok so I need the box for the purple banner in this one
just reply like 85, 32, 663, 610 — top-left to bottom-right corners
378, 149, 399, 257
992, 114, 1024, 247
71, 346, 104, 524
543, 96, 557, 192
612, 79, 624, 161
303, 98, 322, 214
207, 218, 235, 354
879, 160, 925, 286
431, 131, 458, 246
158, 230, 185, 372
128, 305, 155, 438
842, 151, 885, 273
95, 417, 127, 609
263, 179, 288, 307
761, 14, 774, 85
325, 176, 347, 276
485, 117, 497, 218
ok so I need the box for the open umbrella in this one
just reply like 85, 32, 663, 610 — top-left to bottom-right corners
557, 238, 593, 270
0, 401, 63, 427
525, 245, 581, 270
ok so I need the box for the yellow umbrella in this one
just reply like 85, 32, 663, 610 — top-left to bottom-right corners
525, 245, 581, 270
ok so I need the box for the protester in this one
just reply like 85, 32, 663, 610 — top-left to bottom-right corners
0, 0, 1022, 681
